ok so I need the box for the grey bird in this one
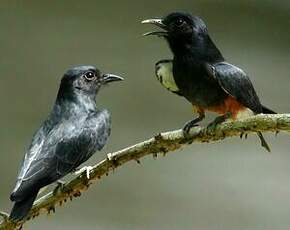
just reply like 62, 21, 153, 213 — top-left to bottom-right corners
9, 65, 123, 221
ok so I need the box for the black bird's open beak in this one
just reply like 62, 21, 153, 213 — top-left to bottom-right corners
102, 74, 124, 84
141, 18, 168, 37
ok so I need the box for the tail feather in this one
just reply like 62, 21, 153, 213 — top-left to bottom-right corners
9, 191, 38, 221
262, 105, 276, 114
259, 105, 276, 152
257, 131, 271, 152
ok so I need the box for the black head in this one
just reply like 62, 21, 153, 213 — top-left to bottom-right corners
58, 65, 123, 100
143, 12, 207, 38
142, 12, 223, 61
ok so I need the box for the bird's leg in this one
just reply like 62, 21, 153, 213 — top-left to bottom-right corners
183, 110, 205, 134
207, 112, 232, 131
53, 180, 66, 195
56, 180, 66, 189
75, 166, 94, 179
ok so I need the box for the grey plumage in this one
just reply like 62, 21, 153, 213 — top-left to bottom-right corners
9, 65, 123, 221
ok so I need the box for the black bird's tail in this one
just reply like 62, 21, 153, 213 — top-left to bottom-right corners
257, 105, 276, 152
257, 132, 271, 152
262, 105, 276, 114
9, 192, 38, 221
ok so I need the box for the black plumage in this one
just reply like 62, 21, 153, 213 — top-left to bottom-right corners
9, 65, 123, 221
142, 12, 275, 151
206, 62, 262, 113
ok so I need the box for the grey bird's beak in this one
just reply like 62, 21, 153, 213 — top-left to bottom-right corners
141, 18, 168, 37
102, 74, 124, 84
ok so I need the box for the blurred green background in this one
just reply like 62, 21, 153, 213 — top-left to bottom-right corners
0, 0, 290, 229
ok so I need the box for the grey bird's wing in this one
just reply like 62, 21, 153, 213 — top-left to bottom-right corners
54, 109, 111, 176
205, 62, 262, 113
11, 109, 111, 201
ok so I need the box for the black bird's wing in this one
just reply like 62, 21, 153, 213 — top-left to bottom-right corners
206, 62, 262, 113
11, 109, 111, 201
205, 62, 274, 152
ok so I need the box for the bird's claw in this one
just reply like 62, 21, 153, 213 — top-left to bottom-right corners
206, 120, 218, 132
207, 113, 231, 132
182, 122, 199, 134
0, 211, 9, 221
53, 180, 66, 195
182, 114, 205, 134
56, 180, 66, 190
75, 166, 93, 179
206, 119, 221, 132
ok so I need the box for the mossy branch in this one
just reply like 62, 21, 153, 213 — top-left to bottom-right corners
1, 114, 290, 230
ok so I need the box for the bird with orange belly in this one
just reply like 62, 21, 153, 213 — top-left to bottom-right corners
142, 12, 276, 151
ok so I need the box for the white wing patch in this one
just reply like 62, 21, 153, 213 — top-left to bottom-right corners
155, 61, 179, 92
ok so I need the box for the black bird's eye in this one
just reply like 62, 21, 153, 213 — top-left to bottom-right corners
175, 18, 185, 27
84, 71, 96, 81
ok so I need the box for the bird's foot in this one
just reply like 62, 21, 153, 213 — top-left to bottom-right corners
207, 112, 231, 132
0, 211, 9, 222
183, 121, 199, 134
53, 180, 66, 195
182, 113, 205, 135
75, 166, 93, 179
57, 180, 66, 188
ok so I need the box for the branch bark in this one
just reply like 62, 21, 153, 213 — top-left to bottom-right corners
1, 114, 290, 230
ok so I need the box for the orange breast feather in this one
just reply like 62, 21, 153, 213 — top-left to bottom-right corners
206, 96, 247, 119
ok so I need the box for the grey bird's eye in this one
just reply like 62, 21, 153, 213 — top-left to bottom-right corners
175, 18, 185, 27
84, 71, 96, 81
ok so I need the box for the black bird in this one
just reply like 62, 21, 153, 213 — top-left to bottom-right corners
142, 12, 276, 151
9, 65, 123, 221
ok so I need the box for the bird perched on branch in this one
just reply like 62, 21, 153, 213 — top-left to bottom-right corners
9, 65, 123, 221
142, 12, 276, 152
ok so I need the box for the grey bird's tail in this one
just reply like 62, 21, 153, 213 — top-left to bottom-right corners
9, 191, 38, 221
